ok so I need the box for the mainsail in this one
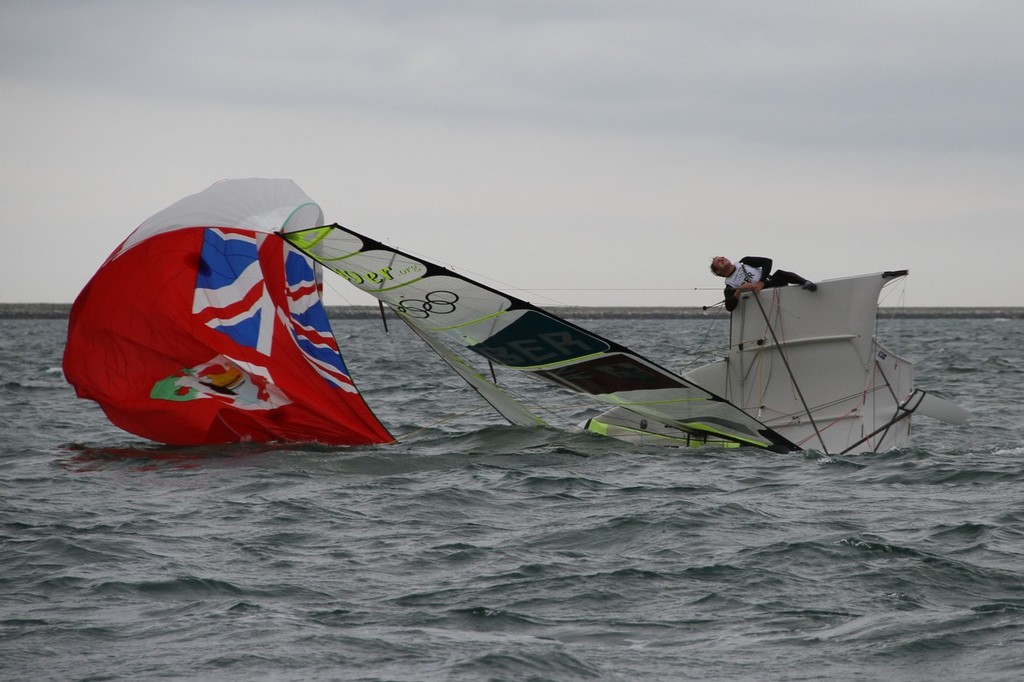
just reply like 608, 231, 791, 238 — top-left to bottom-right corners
64, 180, 394, 446
284, 225, 798, 451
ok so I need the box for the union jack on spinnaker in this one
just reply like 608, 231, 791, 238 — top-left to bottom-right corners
63, 179, 394, 446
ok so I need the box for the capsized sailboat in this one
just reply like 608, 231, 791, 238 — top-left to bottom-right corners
63, 179, 394, 446
66, 178, 965, 453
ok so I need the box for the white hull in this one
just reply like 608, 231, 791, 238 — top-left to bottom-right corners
585, 272, 966, 454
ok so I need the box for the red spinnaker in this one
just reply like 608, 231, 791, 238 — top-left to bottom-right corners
63, 180, 393, 446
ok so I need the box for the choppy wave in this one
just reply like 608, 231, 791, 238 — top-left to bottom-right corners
2, 318, 1023, 680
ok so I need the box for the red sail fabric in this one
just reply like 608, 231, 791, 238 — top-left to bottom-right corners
64, 225, 393, 446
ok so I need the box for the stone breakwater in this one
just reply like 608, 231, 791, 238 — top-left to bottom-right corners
2, 303, 1022, 320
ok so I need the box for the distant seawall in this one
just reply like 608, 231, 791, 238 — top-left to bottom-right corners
3, 303, 1022, 320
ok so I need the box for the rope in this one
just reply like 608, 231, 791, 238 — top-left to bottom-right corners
751, 291, 830, 454
676, 310, 731, 373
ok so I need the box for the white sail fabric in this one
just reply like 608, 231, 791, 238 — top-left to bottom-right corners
115, 179, 324, 260
403, 321, 547, 427
285, 224, 796, 451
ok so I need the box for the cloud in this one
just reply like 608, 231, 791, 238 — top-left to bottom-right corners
5, 1, 1022, 150
1, 1, 1022, 306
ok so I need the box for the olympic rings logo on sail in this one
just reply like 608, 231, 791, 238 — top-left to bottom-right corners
395, 291, 460, 318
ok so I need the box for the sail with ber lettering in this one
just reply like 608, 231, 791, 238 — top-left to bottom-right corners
284, 224, 796, 451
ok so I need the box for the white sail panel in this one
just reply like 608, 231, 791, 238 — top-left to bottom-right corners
117, 179, 324, 260
404, 321, 547, 427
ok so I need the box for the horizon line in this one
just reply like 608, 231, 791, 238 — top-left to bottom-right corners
2, 302, 1022, 320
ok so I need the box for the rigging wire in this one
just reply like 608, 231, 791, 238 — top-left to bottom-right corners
313, 232, 720, 308
877, 276, 909, 354
344, 233, 721, 306
676, 305, 732, 374
752, 291, 830, 454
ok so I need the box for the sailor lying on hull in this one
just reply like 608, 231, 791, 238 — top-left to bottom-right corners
710, 255, 817, 312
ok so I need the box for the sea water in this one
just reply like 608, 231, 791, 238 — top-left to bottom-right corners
2, 315, 1023, 681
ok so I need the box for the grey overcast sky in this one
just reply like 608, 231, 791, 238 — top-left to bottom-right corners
2, 1, 1022, 307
